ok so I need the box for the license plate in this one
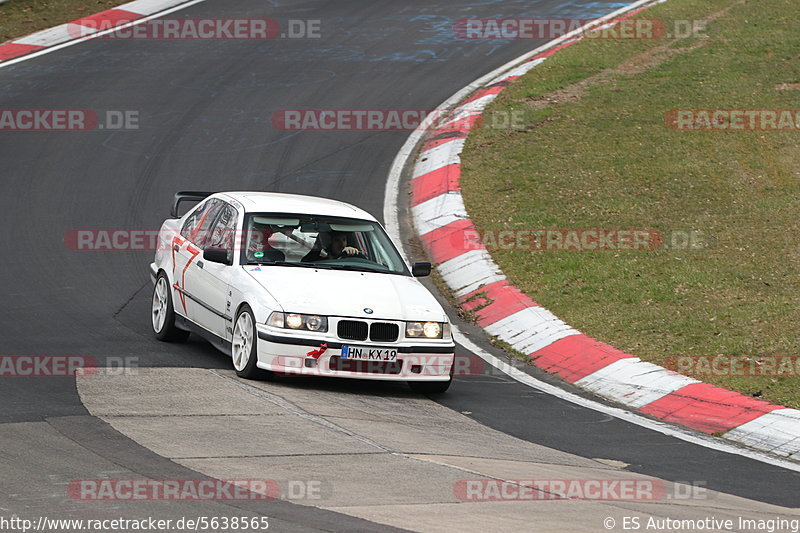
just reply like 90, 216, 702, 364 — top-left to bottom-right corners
341, 345, 398, 361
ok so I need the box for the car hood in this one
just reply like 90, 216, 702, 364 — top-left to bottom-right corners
243, 266, 447, 322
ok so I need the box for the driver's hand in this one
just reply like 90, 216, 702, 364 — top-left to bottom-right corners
342, 246, 360, 256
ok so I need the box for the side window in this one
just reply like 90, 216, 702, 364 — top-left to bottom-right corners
180, 201, 208, 240
181, 199, 223, 248
208, 204, 239, 252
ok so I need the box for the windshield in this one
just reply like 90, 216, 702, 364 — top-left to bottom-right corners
241, 213, 410, 275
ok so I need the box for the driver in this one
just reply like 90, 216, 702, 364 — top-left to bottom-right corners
302, 231, 360, 261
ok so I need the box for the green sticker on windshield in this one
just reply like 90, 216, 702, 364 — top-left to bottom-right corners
254, 251, 264, 258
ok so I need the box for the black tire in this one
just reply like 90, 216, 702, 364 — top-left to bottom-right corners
408, 361, 454, 394
152, 272, 190, 342
232, 305, 268, 380
408, 378, 452, 394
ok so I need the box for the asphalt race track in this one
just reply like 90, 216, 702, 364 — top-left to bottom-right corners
0, 0, 797, 530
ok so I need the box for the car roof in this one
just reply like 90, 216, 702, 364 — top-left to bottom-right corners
214, 191, 378, 222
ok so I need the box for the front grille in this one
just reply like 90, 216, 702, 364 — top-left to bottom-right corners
370, 322, 399, 342
329, 357, 402, 375
337, 320, 368, 341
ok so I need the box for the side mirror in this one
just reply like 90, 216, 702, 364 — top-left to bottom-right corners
203, 247, 232, 266
412, 262, 431, 277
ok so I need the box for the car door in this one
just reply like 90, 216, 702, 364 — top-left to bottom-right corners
173, 198, 224, 324
185, 201, 239, 340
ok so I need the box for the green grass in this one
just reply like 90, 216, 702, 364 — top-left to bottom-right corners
1, 0, 122, 44
460, 0, 800, 408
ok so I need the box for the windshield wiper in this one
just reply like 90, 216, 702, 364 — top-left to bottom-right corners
326, 264, 389, 273
246, 261, 334, 269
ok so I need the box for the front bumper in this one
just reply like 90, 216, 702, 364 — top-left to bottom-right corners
256, 328, 455, 381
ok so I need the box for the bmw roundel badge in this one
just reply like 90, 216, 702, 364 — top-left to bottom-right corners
363, 308, 374, 314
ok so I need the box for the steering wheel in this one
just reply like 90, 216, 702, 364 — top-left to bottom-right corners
335, 252, 368, 260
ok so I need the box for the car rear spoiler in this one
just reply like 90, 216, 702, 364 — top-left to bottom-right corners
171, 191, 215, 218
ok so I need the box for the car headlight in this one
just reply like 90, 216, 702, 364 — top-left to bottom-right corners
286, 313, 304, 329
405, 321, 445, 339
423, 322, 441, 338
406, 322, 424, 337
267, 312, 328, 333
305, 315, 326, 331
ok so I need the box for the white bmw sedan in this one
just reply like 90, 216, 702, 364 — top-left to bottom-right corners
150, 191, 455, 393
